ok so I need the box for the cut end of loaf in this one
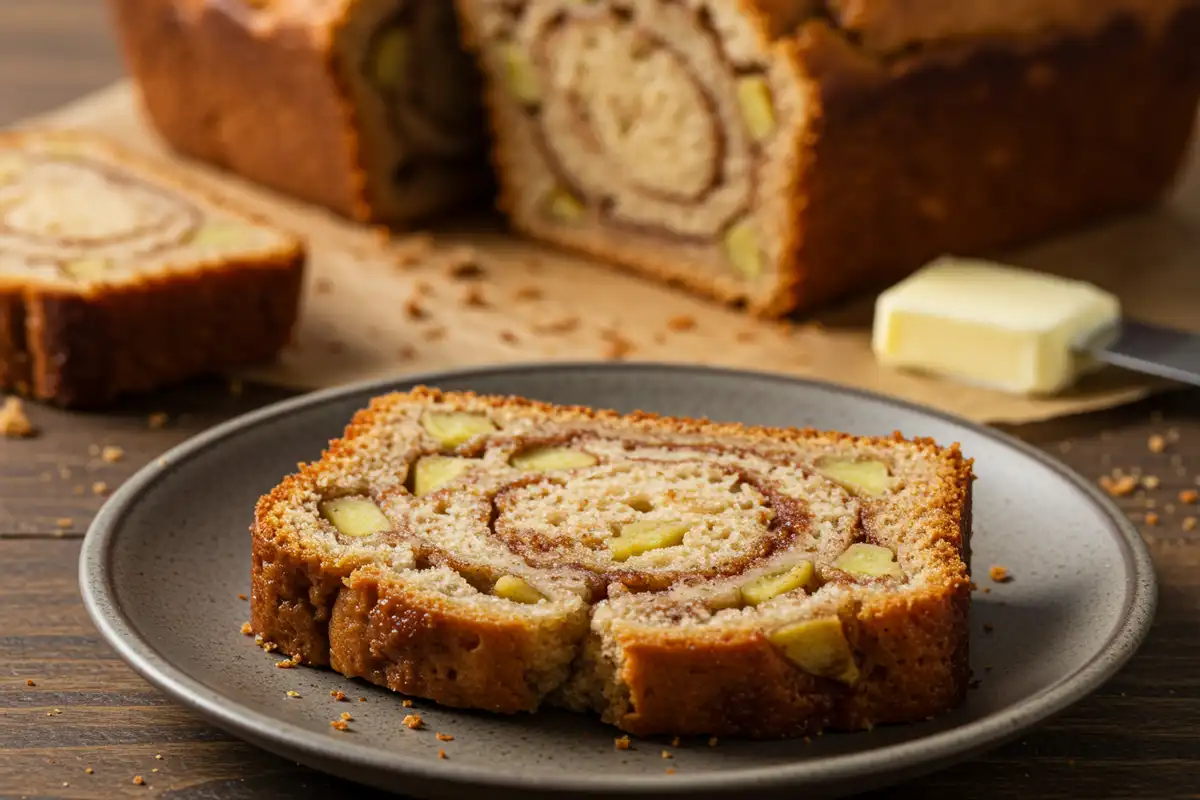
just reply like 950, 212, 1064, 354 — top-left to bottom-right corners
334, 0, 493, 225
251, 387, 973, 737
456, 0, 813, 315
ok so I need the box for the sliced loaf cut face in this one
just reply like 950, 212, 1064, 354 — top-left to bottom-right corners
252, 387, 974, 738
110, 0, 491, 226
455, 0, 1200, 316
0, 131, 304, 407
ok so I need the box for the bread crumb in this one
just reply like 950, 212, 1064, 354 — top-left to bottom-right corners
438, 246, 479, 279
1148, 434, 1167, 453
600, 329, 635, 360
665, 768, 676, 775
988, 565, 1011, 583
670, 736, 681, 747
132, 775, 145, 786
401, 699, 413, 707
1179, 489, 1198, 505
708, 736, 718, 747
340, 712, 353, 721
445, 258, 485, 280
155, 754, 163, 760
55, 518, 73, 529
275, 655, 300, 669
533, 316, 580, 335
240, 622, 252, 635
286, 690, 301, 698
0, 396, 36, 438
238, 593, 248, 601
1142, 475, 1161, 490
1183, 516, 1197, 531
331, 690, 347, 701
499, 330, 519, 345
1099, 475, 1138, 497
403, 714, 423, 729
405, 298, 427, 319
435, 732, 454, 742
151, 768, 158, 773
667, 315, 696, 332
614, 736, 631, 751
101, 445, 124, 463
661, 750, 672, 759
461, 286, 489, 308
147, 412, 169, 429
438, 748, 448, 759
26, 679, 35, 687
330, 719, 350, 731
84, 768, 93, 774
92, 481, 109, 496
1145, 512, 1160, 526
513, 285, 542, 301
359, 697, 367, 702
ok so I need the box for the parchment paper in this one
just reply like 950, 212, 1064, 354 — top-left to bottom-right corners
27, 83, 1200, 425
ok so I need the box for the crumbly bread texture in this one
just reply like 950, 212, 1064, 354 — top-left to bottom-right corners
251, 387, 974, 738
0, 131, 304, 407
109, 0, 491, 226
455, 0, 1200, 316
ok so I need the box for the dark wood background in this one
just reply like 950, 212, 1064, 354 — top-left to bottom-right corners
1, 1, 1198, 797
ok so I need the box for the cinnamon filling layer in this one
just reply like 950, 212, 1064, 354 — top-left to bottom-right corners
0, 153, 202, 277
492, 0, 779, 273
369, 433, 877, 603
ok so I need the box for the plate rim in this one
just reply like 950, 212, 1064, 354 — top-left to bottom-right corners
79, 361, 1158, 795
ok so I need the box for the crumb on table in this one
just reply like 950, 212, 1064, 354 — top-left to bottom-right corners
240, 622, 252, 635
435, 732, 454, 742
402, 714, 423, 730
438, 748, 448, 759
331, 690, 347, 701
101, 445, 125, 463
988, 565, 1011, 583
614, 735, 631, 751
0, 396, 36, 438
1099, 475, 1139, 497
330, 719, 350, 732
286, 690, 301, 699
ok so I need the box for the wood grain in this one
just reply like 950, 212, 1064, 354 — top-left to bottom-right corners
0, 2, 1197, 798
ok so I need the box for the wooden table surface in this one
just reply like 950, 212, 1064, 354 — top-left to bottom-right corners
1, 2, 1198, 798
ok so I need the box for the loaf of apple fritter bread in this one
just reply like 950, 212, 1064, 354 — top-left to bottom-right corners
455, 0, 1200, 316
109, 0, 490, 226
0, 131, 303, 407
250, 387, 974, 738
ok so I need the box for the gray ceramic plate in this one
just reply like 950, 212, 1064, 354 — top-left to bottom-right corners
80, 363, 1155, 799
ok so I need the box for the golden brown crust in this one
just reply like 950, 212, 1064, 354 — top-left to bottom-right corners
328, 573, 561, 714
251, 387, 974, 738
776, 6, 1200, 315
108, 0, 371, 221
17, 257, 302, 407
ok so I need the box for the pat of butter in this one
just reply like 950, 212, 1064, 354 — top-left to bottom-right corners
872, 257, 1121, 395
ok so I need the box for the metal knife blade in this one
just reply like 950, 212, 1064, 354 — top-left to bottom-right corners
1077, 320, 1200, 388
